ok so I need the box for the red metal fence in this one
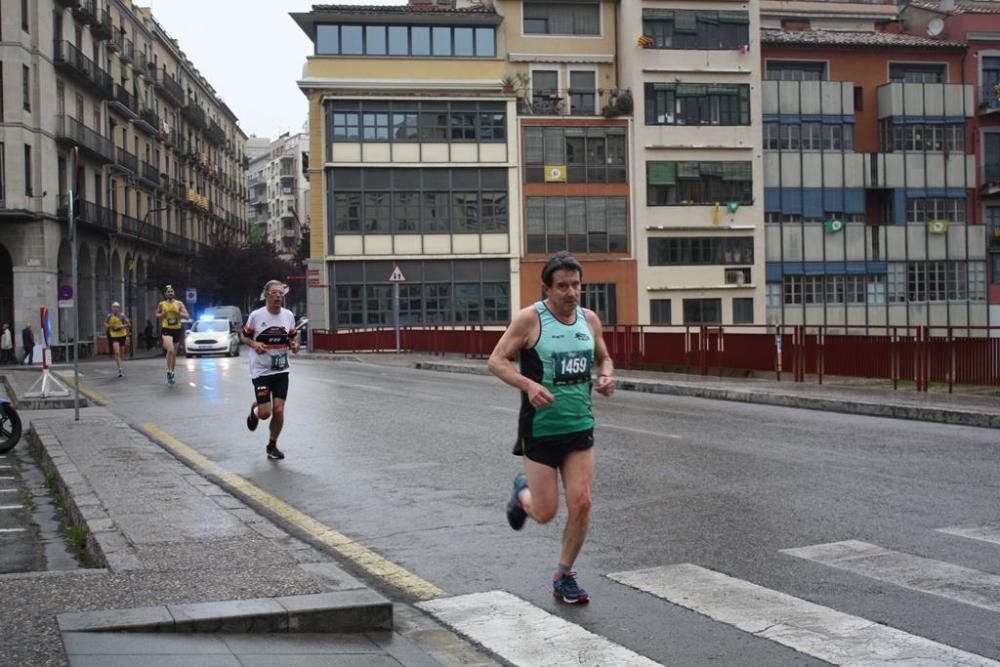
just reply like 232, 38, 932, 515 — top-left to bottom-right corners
311, 325, 1000, 392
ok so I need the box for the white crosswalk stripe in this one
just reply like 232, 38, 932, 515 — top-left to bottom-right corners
608, 563, 998, 666
782, 540, 1000, 613
937, 524, 1000, 547
418, 590, 663, 667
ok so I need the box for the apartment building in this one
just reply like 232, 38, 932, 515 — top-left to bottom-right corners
246, 130, 309, 257
901, 0, 1000, 326
621, 0, 764, 328
761, 0, 988, 330
502, 0, 637, 325
0, 0, 248, 348
294, 1, 518, 332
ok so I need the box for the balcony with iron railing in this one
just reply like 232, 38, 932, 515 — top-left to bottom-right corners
983, 161, 1000, 197
57, 196, 116, 233
72, 0, 96, 23
53, 41, 113, 98
55, 115, 115, 163
139, 160, 160, 187
135, 107, 160, 135
111, 83, 138, 117
54, 0, 80, 8
135, 51, 148, 78
517, 88, 632, 117
182, 103, 207, 129
156, 68, 185, 107
206, 120, 226, 147
116, 146, 138, 174
92, 7, 113, 40
980, 83, 1000, 115
120, 36, 135, 63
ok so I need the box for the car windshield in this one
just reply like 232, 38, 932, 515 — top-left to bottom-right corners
191, 320, 229, 333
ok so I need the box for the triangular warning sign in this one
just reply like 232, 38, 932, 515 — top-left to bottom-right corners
388, 265, 406, 282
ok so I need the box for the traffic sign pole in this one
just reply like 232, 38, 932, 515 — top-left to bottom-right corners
388, 265, 405, 354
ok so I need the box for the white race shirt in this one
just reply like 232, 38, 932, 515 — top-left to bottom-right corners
243, 306, 297, 379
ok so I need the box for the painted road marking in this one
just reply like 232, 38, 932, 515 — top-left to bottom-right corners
937, 524, 1000, 547
0, 504, 23, 510
0, 489, 18, 493
418, 590, 662, 667
141, 423, 444, 601
56, 373, 112, 406
0, 528, 26, 533
782, 540, 1000, 613
0, 477, 15, 480
600, 423, 682, 439
609, 563, 997, 666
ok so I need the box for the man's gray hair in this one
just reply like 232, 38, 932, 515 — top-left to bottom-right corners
261, 280, 288, 300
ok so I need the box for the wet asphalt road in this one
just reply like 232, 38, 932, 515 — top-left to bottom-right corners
64, 353, 999, 666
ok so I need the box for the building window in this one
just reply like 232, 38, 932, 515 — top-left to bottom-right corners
887, 123, 965, 153
0, 143, 5, 205
905, 198, 965, 224
889, 63, 946, 83
526, 196, 627, 253
327, 100, 505, 145
645, 83, 751, 126
23, 143, 31, 196
642, 9, 749, 50
316, 24, 496, 58
569, 70, 597, 115
983, 57, 1000, 111
524, 126, 626, 184
765, 61, 826, 81
21, 0, 29, 32
732, 298, 754, 324
581, 283, 617, 324
332, 260, 509, 326
328, 168, 507, 235
524, 1, 600, 36
647, 161, 753, 206
648, 237, 753, 266
22, 65, 30, 112
683, 298, 722, 324
992, 256, 1000, 285
985, 134, 1000, 183
650, 299, 671, 324
763, 122, 854, 151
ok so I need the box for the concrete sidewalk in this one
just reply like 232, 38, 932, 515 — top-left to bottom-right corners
302, 351, 1000, 430
0, 371, 496, 666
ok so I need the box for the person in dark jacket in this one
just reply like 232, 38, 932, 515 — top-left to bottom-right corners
22, 323, 35, 365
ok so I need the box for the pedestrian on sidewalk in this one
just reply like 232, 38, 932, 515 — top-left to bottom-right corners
21, 322, 34, 365
0, 324, 12, 364
105, 302, 130, 377
487, 251, 615, 605
242, 280, 299, 460
155, 285, 188, 385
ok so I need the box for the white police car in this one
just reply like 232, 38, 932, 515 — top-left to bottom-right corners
184, 317, 240, 357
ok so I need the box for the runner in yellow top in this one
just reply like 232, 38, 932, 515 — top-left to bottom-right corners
154, 285, 189, 385
105, 301, 130, 378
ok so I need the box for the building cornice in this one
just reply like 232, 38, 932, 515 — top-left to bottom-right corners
508, 53, 615, 64
298, 79, 506, 92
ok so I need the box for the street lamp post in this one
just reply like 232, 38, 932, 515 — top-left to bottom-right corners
129, 206, 167, 358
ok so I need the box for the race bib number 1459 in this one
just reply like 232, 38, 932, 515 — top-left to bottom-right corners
552, 351, 592, 386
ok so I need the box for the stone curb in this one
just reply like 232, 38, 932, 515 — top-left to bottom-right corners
413, 361, 1000, 430
1, 370, 90, 410
56, 589, 392, 634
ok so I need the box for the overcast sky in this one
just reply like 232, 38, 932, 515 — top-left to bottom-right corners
137, 0, 407, 140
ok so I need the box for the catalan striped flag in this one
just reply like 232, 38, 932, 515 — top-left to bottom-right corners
637, 35, 654, 48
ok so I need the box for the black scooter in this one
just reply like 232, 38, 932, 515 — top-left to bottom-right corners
0, 393, 21, 454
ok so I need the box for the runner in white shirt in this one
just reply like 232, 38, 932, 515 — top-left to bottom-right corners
241, 280, 299, 460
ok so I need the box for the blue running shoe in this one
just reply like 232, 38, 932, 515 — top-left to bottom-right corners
506, 473, 528, 530
553, 572, 589, 604
167, 371, 175, 385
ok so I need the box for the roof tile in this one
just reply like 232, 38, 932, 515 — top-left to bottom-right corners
762, 28, 965, 48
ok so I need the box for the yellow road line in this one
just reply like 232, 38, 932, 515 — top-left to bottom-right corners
141, 423, 445, 601
57, 373, 113, 406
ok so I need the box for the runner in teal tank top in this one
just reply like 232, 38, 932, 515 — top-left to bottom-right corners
488, 252, 616, 604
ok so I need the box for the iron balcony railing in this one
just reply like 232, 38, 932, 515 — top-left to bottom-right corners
517, 88, 632, 117
92, 7, 113, 40
135, 107, 159, 135
54, 0, 80, 7
980, 84, 1000, 112
53, 41, 113, 98
72, 0, 97, 23
182, 104, 207, 129
56, 196, 116, 232
140, 161, 160, 186
156, 68, 185, 106
206, 120, 226, 146
116, 147, 138, 173
121, 36, 135, 63
112, 84, 138, 116
55, 115, 115, 163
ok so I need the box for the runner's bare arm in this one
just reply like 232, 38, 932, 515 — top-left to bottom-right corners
178, 303, 190, 320
584, 309, 615, 397
488, 307, 554, 407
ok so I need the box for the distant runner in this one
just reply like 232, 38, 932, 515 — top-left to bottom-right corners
242, 280, 299, 460
105, 301, 130, 378
155, 285, 189, 385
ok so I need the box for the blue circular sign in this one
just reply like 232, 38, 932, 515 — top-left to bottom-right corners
59, 284, 73, 300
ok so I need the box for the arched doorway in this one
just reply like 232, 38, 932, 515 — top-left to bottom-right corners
57, 240, 72, 342
110, 250, 123, 310
94, 246, 110, 330
78, 244, 95, 341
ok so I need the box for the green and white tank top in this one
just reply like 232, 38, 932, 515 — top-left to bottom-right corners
518, 301, 595, 439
